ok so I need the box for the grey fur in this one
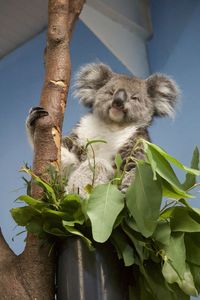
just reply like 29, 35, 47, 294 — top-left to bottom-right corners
26, 63, 179, 196
74, 64, 179, 125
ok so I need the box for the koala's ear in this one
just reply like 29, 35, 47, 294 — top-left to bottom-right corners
74, 63, 113, 107
146, 74, 179, 117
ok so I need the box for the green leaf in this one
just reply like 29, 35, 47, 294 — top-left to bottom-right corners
62, 221, 94, 250
87, 183, 124, 243
59, 194, 85, 222
115, 153, 123, 171
185, 233, 200, 266
43, 222, 69, 237
164, 232, 186, 277
162, 232, 198, 296
42, 208, 84, 225
153, 221, 171, 246
170, 207, 200, 232
178, 264, 198, 296
122, 222, 149, 263
189, 263, 200, 293
113, 153, 123, 182
111, 229, 135, 266
182, 146, 199, 190
161, 179, 188, 199
17, 195, 48, 211
144, 145, 193, 198
140, 261, 185, 300
26, 217, 44, 237
126, 162, 162, 237
162, 261, 197, 296
125, 216, 140, 233
160, 206, 176, 220
20, 167, 57, 203
10, 206, 40, 226
144, 141, 200, 176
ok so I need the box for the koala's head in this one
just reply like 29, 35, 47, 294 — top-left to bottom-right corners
74, 63, 179, 127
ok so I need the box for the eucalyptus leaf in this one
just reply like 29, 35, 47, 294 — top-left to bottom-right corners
144, 141, 200, 176
163, 261, 197, 296
164, 232, 186, 277
126, 162, 162, 237
153, 221, 171, 246
162, 233, 197, 296
178, 264, 198, 296
182, 146, 199, 190
59, 194, 85, 222
159, 206, 176, 220
17, 195, 48, 210
26, 217, 44, 237
87, 183, 124, 243
190, 263, 200, 293
122, 222, 149, 263
62, 221, 94, 250
10, 206, 40, 226
185, 233, 200, 266
141, 261, 183, 300
170, 207, 200, 232
111, 229, 135, 266
42, 208, 84, 224
161, 178, 188, 199
114, 153, 123, 181
43, 222, 69, 237
20, 167, 57, 203
144, 146, 193, 198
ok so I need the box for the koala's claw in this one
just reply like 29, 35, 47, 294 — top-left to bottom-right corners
26, 106, 49, 127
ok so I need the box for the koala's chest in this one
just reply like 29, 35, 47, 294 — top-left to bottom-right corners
75, 115, 137, 163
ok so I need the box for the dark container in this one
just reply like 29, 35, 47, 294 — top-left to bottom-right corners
56, 237, 129, 300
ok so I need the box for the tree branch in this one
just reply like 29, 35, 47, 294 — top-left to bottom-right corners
0, 1, 85, 299
0, 228, 15, 263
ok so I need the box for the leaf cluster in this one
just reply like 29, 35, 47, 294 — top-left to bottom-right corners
10, 141, 200, 300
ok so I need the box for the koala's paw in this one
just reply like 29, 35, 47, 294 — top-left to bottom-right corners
26, 107, 49, 128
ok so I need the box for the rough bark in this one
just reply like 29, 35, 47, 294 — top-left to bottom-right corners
0, 0, 85, 299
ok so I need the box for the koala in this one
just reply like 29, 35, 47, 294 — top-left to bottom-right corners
26, 63, 179, 197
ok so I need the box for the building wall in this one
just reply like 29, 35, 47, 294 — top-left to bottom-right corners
148, 0, 200, 179
148, 3, 200, 298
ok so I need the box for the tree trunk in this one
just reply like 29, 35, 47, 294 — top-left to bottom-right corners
0, 1, 85, 299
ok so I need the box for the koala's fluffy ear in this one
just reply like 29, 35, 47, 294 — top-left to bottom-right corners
146, 74, 179, 117
74, 63, 113, 107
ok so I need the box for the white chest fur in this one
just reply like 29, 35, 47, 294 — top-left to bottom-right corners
75, 114, 137, 163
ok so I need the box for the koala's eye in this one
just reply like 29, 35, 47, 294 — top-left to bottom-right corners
131, 96, 140, 101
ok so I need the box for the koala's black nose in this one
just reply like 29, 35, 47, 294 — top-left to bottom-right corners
112, 89, 127, 109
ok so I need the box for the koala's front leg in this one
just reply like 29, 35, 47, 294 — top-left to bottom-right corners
26, 106, 49, 147
61, 145, 80, 177
61, 135, 87, 178
67, 158, 114, 198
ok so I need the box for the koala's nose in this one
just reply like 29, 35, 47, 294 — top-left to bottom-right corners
112, 89, 127, 109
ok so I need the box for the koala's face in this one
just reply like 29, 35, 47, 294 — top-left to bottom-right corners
74, 64, 179, 127
94, 75, 154, 126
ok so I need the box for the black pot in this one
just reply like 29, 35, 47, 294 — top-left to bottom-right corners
56, 237, 129, 300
